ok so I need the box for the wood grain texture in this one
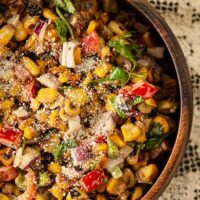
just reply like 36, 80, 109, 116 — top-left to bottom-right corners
123, 0, 193, 199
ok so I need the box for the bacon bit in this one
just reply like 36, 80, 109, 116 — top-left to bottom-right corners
24, 79, 36, 101
81, 31, 100, 56
0, 166, 17, 182
0, 126, 22, 149
14, 64, 32, 84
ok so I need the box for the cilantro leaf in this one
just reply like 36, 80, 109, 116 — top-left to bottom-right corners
53, 139, 77, 161
144, 135, 166, 150
149, 123, 164, 137
131, 96, 144, 106
108, 39, 138, 69
56, 7, 74, 39
109, 67, 130, 84
55, 19, 68, 43
53, 0, 75, 13
110, 96, 126, 118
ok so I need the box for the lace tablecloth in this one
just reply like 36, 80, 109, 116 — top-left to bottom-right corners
146, 0, 200, 199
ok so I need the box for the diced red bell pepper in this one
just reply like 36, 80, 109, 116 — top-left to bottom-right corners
0, 166, 17, 182
81, 31, 100, 56
96, 135, 106, 144
24, 79, 36, 101
81, 168, 106, 192
120, 81, 158, 99
0, 126, 22, 149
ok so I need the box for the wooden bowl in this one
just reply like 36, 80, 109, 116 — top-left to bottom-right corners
122, 0, 193, 199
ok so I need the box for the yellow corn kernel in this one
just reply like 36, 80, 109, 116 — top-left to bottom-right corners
30, 98, 41, 112
108, 21, 127, 36
137, 164, 158, 183
153, 116, 170, 134
0, 24, 15, 47
19, 118, 33, 131
106, 178, 126, 195
14, 21, 28, 42
105, 94, 117, 112
43, 8, 59, 21
131, 67, 148, 83
65, 88, 88, 106
22, 57, 40, 76
24, 34, 37, 51
95, 194, 107, 200
123, 168, 136, 189
49, 66, 66, 74
66, 188, 88, 200
0, 46, 9, 59
121, 122, 142, 142
143, 32, 155, 48
37, 88, 57, 104
131, 187, 143, 200
24, 127, 37, 140
49, 184, 64, 200
109, 133, 126, 148
82, 71, 93, 86
0, 193, 10, 200
0, 89, 4, 99
94, 63, 112, 78
9, 81, 22, 96
87, 20, 99, 34
64, 99, 81, 116
137, 102, 153, 114
36, 194, 45, 200
145, 98, 157, 107
95, 143, 108, 154
23, 15, 39, 34
49, 110, 67, 130
48, 162, 62, 174
74, 47, 81, 65
44, 28, 59, 42
58, 70, 71, 83
100, 46, 111, 61
0, 99, 14, 110
37, 112, 48, 123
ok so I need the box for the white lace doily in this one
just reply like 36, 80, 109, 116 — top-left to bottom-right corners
147, 0, 200, 199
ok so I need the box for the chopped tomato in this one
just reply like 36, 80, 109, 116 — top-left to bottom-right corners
24, 79, 36, 101
0, 126, 22, 149
0, 166, 17, 182
81, 31, 100, 56
81, 168, 106, 192
96, 135, 106, 143
120, 81, 158, 99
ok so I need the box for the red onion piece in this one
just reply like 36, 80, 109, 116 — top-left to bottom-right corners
34, 20, 46, 35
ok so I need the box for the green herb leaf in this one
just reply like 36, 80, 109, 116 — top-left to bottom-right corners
107, 139, 120, 158
108, 39, 138, 69
149, 123, 164, 137
55, 19, 68, 43
56, 7, 74, 39
53, 0, 75, 13
144, 135, 166, 150
53, 139, 77, 161
110, 96, 126, 118
131, 96, 144, 106
109, 67, 129, 83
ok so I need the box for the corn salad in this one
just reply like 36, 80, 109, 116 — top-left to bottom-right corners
0, 0, 178, 199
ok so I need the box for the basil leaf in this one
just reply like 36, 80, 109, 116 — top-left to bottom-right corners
53, 139, 77, 161
55, 19, 68, 43
110, 96, 126, 118
53, 0, 75, 13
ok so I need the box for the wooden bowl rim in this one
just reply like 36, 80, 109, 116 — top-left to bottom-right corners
125, 0, 193, 199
